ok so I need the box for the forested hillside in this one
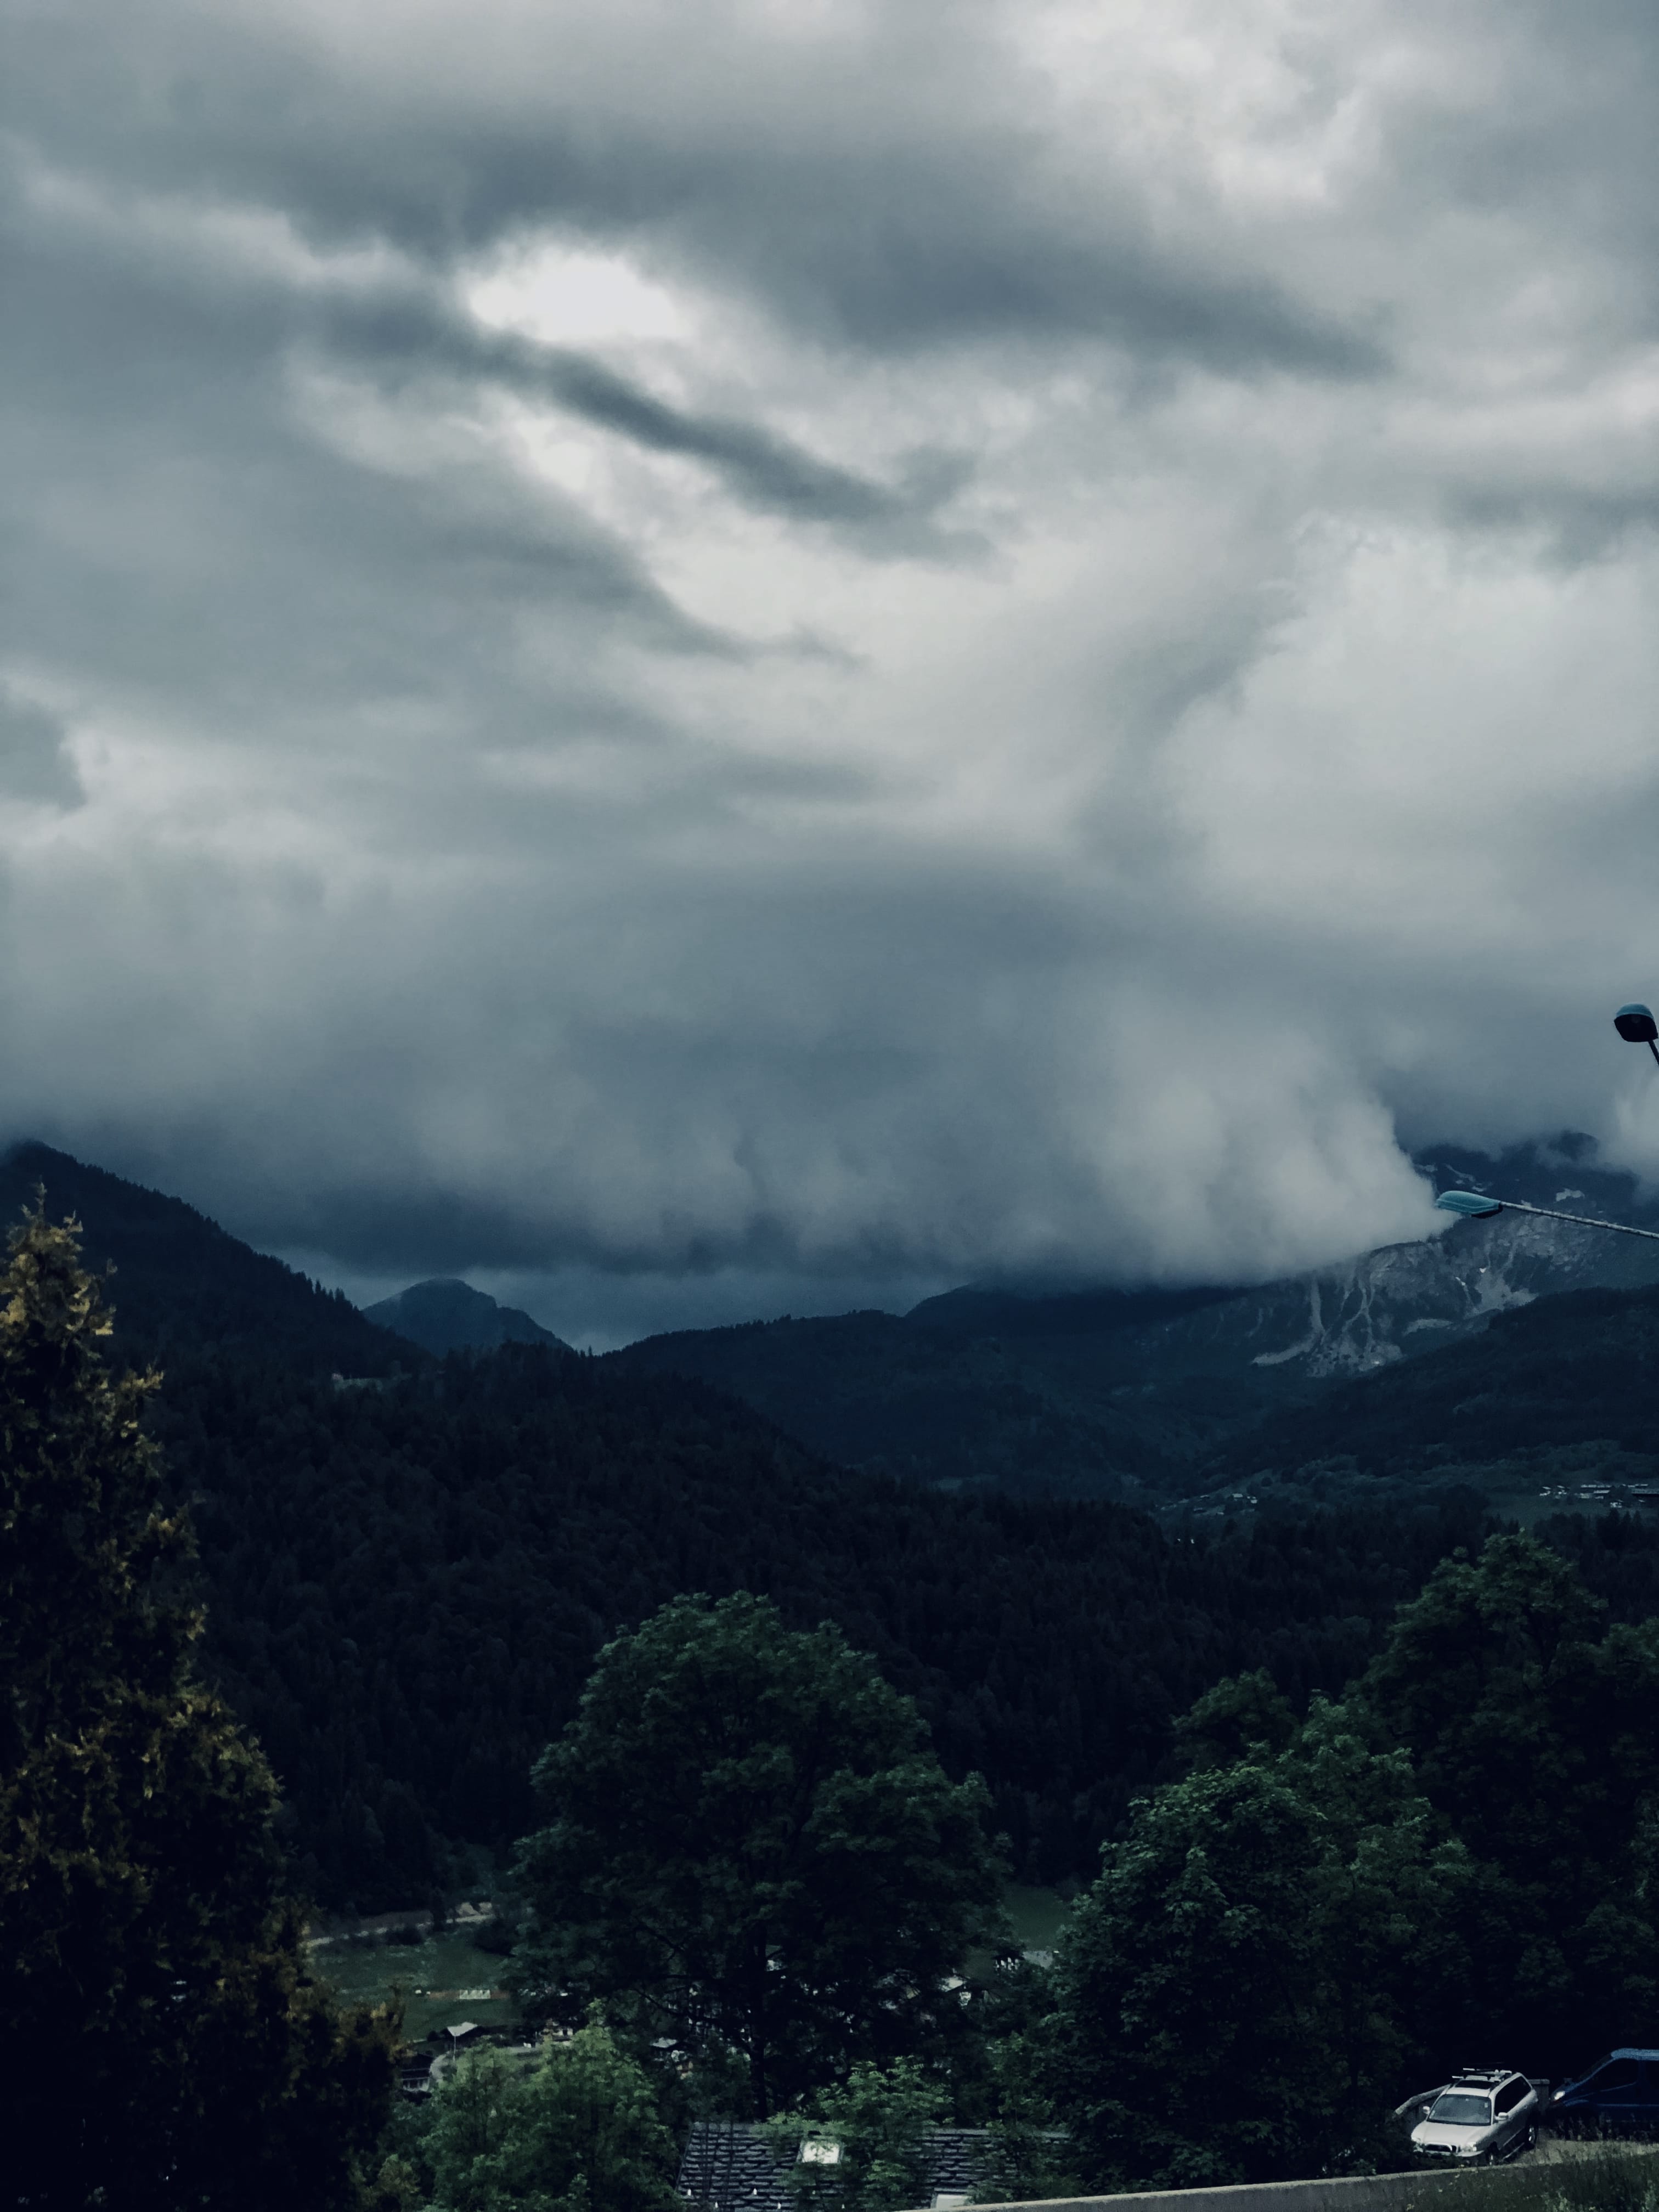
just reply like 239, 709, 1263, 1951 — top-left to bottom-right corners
1206, 1276, 1659, 1492
19, 1181, 1659, 2203
19, 1138, 1659, 1924
154, 1337, 1659, 1912
1, 1141, 410, 1373
606, 1306, 1186, 1497
606, 1137, 1659, 1499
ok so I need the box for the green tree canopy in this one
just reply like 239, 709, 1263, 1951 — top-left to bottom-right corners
1048, 1531, 1659, 2192
0, 1205, 396, 2208
1174, 1666, 1296, 1771
1045, 1697, 1469, 2190
1357, 1530, 1659, 2065
412, 2015, 679, 2212
512, 1592, 1005, 2115
764, 2057, 944, 2212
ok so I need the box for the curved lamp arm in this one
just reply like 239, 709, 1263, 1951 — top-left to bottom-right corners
1435, 1189, 1659, 1243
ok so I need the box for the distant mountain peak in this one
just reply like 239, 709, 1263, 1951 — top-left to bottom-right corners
363, 1278, 571, 1357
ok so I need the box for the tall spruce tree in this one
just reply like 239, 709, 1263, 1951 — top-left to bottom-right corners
0, 1205, 397, 2209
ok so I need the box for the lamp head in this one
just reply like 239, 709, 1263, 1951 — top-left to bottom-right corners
1616, 1003, 1658, 1044
1436, 1190, 1504, 1220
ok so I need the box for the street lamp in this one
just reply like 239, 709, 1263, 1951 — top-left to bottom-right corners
1435, 1189, 1659, 1243
1615, 1002, 1659, 1069
1429, 1001, 1659, 1241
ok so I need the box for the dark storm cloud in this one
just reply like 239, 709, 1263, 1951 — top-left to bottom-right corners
326, 290, 981, 555
3, 0, 1386, 380
1443, 481, 1659, 566
9, 0, 1659, 1339
0, 169, 745, 720
0, 693, 82, 809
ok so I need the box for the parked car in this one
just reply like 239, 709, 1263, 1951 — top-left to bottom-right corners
1409, 2070, 1542, 2162
1551, 2050, 1659, 2136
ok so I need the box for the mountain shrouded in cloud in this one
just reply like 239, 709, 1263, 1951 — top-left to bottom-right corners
7, 0, 1659, 1336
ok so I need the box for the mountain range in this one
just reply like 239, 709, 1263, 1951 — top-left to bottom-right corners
605, 1136, 1659, 1502
11, 1131, 1659, 1909
17, 1127, 1658, 1510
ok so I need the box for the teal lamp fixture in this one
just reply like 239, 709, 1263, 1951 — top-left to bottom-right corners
1434, 1190, 1503, 1220
1430, 998, 1659, 1240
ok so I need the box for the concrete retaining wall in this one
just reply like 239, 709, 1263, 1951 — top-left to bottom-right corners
921, 2143, 1659, 2212
928, 2168, 1467, 2212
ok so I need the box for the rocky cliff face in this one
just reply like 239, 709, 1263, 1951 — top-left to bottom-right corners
610, 1136, 1659, 1496
907, 1135, 1659, 1397
1143, 1206, 1659, 1385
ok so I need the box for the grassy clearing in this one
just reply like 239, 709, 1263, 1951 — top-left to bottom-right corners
1002, 1886, 1073, 1953
313, 1929, 518, 2044
312, 1882, 1070, 2046
961, 1884, 1075, 1981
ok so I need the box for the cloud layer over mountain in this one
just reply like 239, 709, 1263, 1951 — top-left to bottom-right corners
7, 0, 1659, 1333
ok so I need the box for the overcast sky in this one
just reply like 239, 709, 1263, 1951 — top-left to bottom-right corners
7, 0, 1659, 1343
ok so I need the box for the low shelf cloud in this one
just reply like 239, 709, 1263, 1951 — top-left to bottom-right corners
6, 0, 1659, 1338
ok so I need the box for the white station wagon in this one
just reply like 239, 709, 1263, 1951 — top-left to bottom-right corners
1410, 2070, 1542, 2163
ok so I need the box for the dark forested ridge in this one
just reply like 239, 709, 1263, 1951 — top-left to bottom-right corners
603, 1308, 1184, 1496
174, 1340, 1659, 1920
603, 1137, 1659, 1500
155, 1341, 1520, 1909
0, 1141, 413, 1374
603, 1269, 1659, 1507
19, 1138, 1659, 1924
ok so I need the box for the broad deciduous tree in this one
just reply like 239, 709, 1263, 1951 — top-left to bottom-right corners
412, 2015, 679, 2212
1046, 1700, 1469, 2189
512, 1592, 1004, 2115
1048, 1532, 1659, 2191
1358, 1530, 1659, 2067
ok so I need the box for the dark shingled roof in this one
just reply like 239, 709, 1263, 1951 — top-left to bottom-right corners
677, 2123, 996, 2212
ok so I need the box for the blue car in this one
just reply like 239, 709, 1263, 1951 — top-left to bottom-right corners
1552, 2051, 1659, 2136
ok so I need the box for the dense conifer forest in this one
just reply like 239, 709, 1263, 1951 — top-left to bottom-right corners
145, 1341, 1658, 1910
17, 1138, 1659, 1915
